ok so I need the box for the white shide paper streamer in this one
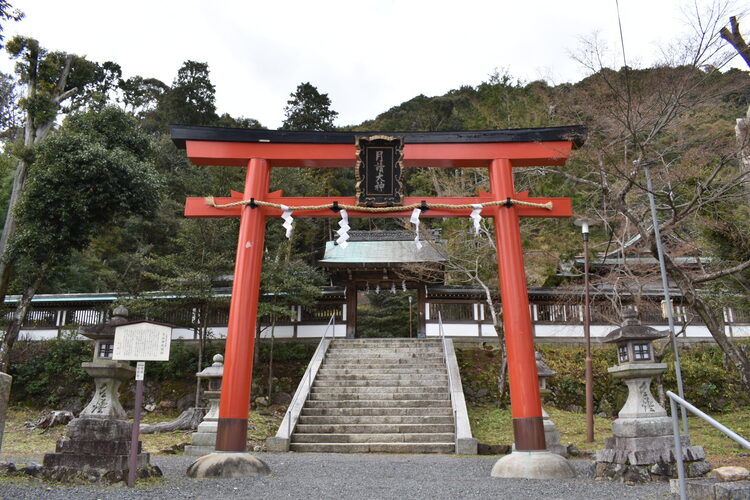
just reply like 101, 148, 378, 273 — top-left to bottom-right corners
336, 209, 350, 248
410, 208, 423, 250
470, 204, 483, 235
280, 204, 294, 239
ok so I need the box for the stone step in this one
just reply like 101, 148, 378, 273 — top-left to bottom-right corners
293, 423, 454, 434
311, 385, 448, 394
291, 432, 455, 443
314, 379, 448, 387
315, 374, 448, 382
304, 399, 452, 409
326, 346, 443, 353
321, 361, 446, 368
326, 347, 443, 354
298, 415, 454, 425
332, 339, 441, 345
317, 368, 446, 375
324, 355, 445, 362
324, 358, 445, 365
301, 407, 454, 417
308, 392, 450, 401
288, 442, 454, 453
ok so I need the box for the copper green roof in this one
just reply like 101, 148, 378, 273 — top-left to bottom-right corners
320, 240, 445, 265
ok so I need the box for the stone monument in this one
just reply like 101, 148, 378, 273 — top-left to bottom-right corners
185, 353, 224, 456
42, 306, 161, 483
595, 307, 709, 483
0, 371, 11, 451
536, 351, 567, 457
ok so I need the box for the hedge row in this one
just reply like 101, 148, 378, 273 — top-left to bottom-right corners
456, 342, 750, 414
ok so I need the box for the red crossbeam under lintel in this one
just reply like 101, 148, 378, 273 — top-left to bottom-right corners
184, 141, 573, 168
184, 192, 572, 219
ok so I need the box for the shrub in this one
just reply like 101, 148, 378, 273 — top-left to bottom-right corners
8, 333, 93, 409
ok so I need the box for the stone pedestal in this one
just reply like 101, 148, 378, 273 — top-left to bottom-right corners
42, 418, 161, 483
0, 372, 11, 451
79, 361, 134, 420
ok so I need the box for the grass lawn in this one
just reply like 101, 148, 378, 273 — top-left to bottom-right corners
468, 404, 750, 468
3, 404, 748, 470
1, 405, 285, 458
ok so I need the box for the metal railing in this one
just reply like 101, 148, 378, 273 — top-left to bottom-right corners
437, 311, 458, 441
667, 390, 750, 500
285, 313, 336, 438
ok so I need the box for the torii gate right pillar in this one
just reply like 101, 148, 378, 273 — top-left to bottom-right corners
490, 159, 545, 451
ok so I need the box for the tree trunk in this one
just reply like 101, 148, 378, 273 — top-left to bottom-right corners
735, 112, 750, 203
496, 348, 508, 408
0, 264, 47, 371
267, 321, 276, 398
0, 55, 75, 306
478, 279, 508, 406
193, 305, 205, 408
139, 407, 205, 434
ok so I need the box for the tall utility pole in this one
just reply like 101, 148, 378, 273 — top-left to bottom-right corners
575, 217, 597, 443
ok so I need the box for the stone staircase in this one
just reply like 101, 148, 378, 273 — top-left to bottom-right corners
290, 338, 455, 453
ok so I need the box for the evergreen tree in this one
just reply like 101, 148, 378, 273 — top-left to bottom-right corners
281, 82, 338, 131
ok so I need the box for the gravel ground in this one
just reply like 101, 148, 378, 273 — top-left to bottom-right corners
0, 453, 672, 500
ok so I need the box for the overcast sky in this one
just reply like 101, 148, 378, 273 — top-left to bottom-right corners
0, 0, 744, 128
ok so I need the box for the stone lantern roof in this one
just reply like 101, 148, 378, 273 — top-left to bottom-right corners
197, 354, 224, 379
79, 305, 130, 340
602, 307, 667, 344
535, 351, 557, 378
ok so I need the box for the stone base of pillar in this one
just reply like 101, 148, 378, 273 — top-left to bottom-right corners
41, 418, 160, 484
186, 452, 271, 478
491, 451, 576, 479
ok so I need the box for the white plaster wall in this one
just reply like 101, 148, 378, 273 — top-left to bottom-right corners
426, 323, 479, 337
296, 324, 346, 338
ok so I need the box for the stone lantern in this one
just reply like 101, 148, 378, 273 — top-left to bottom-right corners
185, 354, 224, 456
79, 305, 135, 419
595, 306, 708, 482
536, 351, 566, 456
42, 305, 159, 483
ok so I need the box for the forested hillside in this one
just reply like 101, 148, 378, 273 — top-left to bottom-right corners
2, 66, 746, 296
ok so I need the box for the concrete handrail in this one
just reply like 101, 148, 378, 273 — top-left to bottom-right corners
438, 311, 477, 454
444, 338, 478, 454
667, 390, 750, 500
266, 315, 335, 452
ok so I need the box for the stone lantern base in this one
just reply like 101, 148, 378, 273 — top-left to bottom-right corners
41, 418, 161, 484
595, 416, 710, 483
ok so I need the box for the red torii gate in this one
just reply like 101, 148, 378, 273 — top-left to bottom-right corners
173, 125, 585, 455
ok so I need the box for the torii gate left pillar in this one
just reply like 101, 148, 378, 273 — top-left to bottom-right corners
175, 125, 584, 478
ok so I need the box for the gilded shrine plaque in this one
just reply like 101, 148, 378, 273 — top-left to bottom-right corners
355, 135, 404, 207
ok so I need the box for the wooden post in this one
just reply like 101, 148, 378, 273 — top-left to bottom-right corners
417, 286, 427, 338
345, 281, 357, 339
215, 158, 270, 452
128, 361, 145, 487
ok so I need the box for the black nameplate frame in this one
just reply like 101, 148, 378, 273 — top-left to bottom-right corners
355, 135, 404, 207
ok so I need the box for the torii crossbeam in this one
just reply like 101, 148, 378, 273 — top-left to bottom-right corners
173, 126, 585, 457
